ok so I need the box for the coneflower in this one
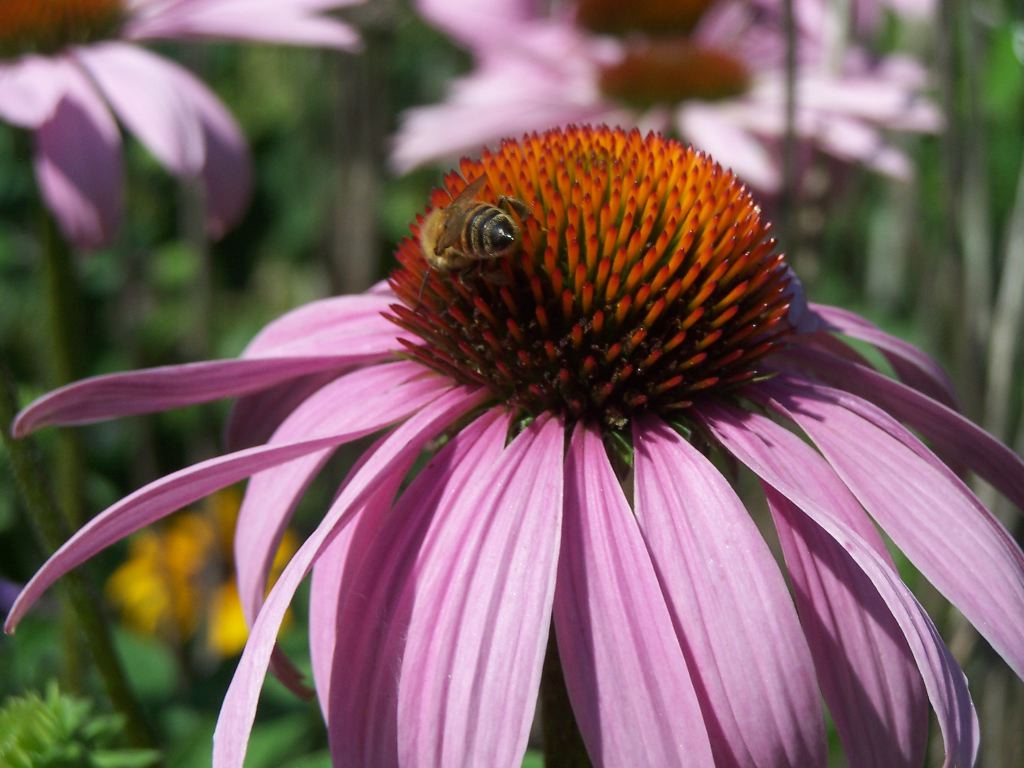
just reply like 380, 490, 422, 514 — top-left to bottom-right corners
6, 126, 1023, 767
0, 0, 362, 248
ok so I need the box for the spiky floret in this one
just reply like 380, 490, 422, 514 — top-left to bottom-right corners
0, 0, 124, 57
388, 126, 797, 428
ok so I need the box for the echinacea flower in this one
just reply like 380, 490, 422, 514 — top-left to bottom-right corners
0, 0, 362, 249
106, 488, 297, 657
6, 126, 1024, 767
394, 0, 940, 191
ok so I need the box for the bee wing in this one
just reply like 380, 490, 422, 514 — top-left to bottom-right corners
435, 175, 488, 251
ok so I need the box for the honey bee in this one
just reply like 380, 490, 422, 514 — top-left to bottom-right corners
419, 175, 530, 273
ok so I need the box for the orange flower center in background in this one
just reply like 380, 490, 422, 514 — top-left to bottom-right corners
599, 40, 751, 107
0, 0, 124, 57
576, 0, 716, 37
388, 126, 796, 428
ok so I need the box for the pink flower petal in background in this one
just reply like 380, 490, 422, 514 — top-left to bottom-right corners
555, 423, 715, 766
0, 56, 74, 128
677, 103, 780, 190
34, 66, 123, 250
212, 386, 485, 768
701, 404, 979, 767
78, 43, 207, 176
394, 415, 565, 768
126, 0, 363, 49
634, 416, 825, 766
310, 409, 508, 765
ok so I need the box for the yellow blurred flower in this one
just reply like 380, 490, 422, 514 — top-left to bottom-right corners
106, 488, 297, 657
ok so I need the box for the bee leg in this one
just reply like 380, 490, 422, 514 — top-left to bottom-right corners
415, 268, 433, 309
498, 196, 531, 220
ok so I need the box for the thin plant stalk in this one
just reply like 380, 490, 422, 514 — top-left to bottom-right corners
779, 0, 799, 258
40, 213, 86, 529
539, 626, 590, 767
0, 366, 156, 750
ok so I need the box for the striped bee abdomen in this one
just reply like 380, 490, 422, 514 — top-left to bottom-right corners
465, 204, 519, 258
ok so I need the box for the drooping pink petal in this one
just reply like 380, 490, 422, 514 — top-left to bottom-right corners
701, 404, 978, 767
234, 361, 435, 629
767, 485, 928, 768
76, 43, 205, 176
239, 293, 402, 358
33, 64, 123, 250
632, 416, 825, 767
5, 368, 451, 635
13, 351, 393, 435
126, 0, 362, 49
810, 303, 958, 409
212, 386, 485, 768
309, 408, 509, 766
780, 344, 1024, 512
0, 55, 72, 128
224, 371, 339, 451
554, 423, 715, 767
160, 62, 251, 237
762, 379, 1024, 678
394, 415, 565, 768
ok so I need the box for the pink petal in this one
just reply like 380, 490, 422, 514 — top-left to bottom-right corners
810, 303, 959, 409
0, 55, 72, 128
126, 0, 362, 49
677, 104, 780, 191
5, 367, 451, 635
13, 353, 394, 435
394, 415, 565, 768
224, 371, 339, 451
768, 486, 928, 767
235, 361, 433, 629
781, 343, 1024, 512
554, 423, 715, 766
33, 64, 123, 250
763, 379, 1024, 678
212, 386, 485, 768
309, 408, 509, 765
77, 43, 206, 175
633, 416, 825, 766
416, 0, 540, 48
240, 293, 402, 358
159, 62, 252, 237
701, 404, 979, 767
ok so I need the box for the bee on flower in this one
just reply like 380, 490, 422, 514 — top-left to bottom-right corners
5, 126, 1023, 767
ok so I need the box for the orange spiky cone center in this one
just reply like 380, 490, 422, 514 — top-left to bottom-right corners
388, 126, 797, 428
0, 0, 124, 56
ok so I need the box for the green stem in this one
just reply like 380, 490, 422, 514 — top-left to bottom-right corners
1, 366, 156, 749
40, 213, 86, 529
539, 625, 591, 767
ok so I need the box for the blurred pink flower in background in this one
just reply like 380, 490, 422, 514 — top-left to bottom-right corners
6, 127, 1023, 767
393, 0, 940, 190
0, 0, 363, 249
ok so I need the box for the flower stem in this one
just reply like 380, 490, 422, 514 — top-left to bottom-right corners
40, 213, 86, 529
0, 366, 156, 750
539, 625, 591, 767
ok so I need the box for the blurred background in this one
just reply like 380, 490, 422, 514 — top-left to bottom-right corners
0, 0, 1022, 765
